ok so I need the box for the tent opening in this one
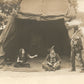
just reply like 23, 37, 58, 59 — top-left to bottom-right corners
5, 18, 71, 61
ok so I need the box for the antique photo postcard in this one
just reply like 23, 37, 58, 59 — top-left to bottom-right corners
0, 0, 84, 83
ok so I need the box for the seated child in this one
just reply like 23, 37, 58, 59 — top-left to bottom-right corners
42, 46, 61, 71
14, 48, 38, 68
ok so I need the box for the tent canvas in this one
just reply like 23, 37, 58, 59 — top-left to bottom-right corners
0, 0, 71, 60
19, 0, 68, 16
17, 0, 68, 20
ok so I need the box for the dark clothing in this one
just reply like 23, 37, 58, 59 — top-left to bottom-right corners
14, 54, 29, 68
17, 54, 26, 63
14, 62, 30, 68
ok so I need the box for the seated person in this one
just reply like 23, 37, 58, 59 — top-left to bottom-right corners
42, 46, 61, 71
14, 48, 38, 68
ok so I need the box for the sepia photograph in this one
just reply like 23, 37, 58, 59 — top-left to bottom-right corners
0, 0, 84, 83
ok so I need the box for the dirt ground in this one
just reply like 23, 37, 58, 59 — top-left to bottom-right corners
0, 54, 84, 84
0, 56, 83, 73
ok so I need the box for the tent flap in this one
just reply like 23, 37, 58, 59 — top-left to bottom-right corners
17, 12, 65, 21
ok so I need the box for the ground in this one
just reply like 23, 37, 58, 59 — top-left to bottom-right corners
0, 69, 84, 84
0, 49, 81, 84
0, 56, 83, 74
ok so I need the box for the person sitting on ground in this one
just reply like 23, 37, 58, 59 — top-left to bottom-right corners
14, 48, 29, 67
14, 48, 38, 68
42, 46, 61, 71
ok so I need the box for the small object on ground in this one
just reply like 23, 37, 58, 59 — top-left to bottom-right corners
27, 54, 38, 58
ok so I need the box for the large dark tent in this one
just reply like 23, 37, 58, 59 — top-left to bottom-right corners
0, 0, 71, 61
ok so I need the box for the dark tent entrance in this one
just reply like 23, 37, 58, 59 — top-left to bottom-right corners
5, 18, 71, 61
